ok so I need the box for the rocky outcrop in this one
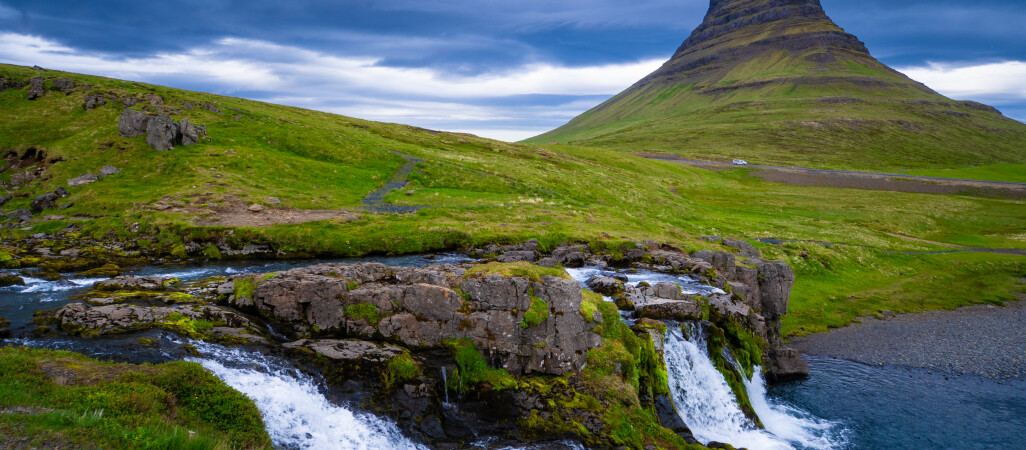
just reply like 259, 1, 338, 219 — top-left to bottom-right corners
100, 165, 120, 177
83, 94, 107, 110
223, 262, 602, 375
48, 302, 255, 337
26, 76, 45, 100
95, 275, 174, 291
146, 115, 180, 151
118, 109, 151, 138
67, 173, 99, 187
30, 187, 69, 212
117, 109, 207, 151
0, 273, 25, 287
53, 78, 76, 94
179, 119, 206, 146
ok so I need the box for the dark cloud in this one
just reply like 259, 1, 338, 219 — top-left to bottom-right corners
0, 0, 1023, 136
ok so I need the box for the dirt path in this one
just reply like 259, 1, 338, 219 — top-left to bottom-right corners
360, 151, 425, 213
190, 151, 426, 227
641, 154, 1026, 198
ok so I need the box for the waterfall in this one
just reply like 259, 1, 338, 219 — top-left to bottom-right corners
441, 367, 450, 404
188, 341, 425, 450
664, 324, 845, 450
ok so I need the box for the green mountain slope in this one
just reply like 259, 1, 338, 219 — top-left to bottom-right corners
527, 0, 1026, 171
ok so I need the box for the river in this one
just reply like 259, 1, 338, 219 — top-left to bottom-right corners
3, 257, 1024, 449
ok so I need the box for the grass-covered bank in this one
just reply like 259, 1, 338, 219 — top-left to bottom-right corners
0, 346, 270, 449
1, 63, 1024, 340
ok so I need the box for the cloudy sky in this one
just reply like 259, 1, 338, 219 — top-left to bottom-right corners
0, 0, 1023, 141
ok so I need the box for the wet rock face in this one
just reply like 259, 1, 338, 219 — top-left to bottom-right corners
231, 262, 601, 375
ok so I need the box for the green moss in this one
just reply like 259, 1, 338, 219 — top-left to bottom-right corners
346, 279, 359, 290
203, 244, 222, 260
343, 303, 389, 325
443, 338, 517, 392
159, 312, 216, 339
382, 353, 421, 390
259, 273, 280, 281
520, 294, 550, 328
78, 263, 122, 278
579, 290, 601, 321
169, 243, 188, 259
233, 278, 255, 300
464, 261, 570, 282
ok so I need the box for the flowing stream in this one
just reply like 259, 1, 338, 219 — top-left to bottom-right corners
7, 259, 1020, 448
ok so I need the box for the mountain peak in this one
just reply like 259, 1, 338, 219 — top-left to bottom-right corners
527, 0, 1026, 170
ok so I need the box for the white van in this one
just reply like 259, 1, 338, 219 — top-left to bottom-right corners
732, 159, 748, 165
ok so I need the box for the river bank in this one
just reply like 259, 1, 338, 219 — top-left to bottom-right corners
790, 293, 1026, 381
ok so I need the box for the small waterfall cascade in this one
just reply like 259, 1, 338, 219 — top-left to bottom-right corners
441, 367, 450, 404
664, 324, 844, 450
188, 340, 425, 450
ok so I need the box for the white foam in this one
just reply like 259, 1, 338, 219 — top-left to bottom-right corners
664, 325, 846, 450
664, 325, 793, 449
189, 343, 424, 450
20, 277, 107, 293
746, 368, 848, 449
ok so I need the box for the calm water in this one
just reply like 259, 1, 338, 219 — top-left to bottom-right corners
769, 356, 1026, 449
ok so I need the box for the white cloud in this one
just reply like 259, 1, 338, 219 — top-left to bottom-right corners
0, 32, 658, 140
897, 60, 1026, 103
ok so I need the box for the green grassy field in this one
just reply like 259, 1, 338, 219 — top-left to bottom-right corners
1, 63, 1024, 338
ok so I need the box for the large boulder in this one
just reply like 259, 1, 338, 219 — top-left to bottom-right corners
49, 302, 253, 336
29, 187, 69, 212
95, 276, 172, 291
26, 76, 45, 100
53, 78, 76, 93
99, 165, 121, 177
146, 115, 180, 151
178, 119, 206, 146
764, 347, 810, 383
0, 273, 26, 287
118, 109, 152, 138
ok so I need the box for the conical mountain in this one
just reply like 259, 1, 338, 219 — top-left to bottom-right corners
528, 0, 1026, 170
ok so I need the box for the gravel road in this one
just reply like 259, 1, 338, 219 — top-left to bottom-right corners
790, 297, 1026, 381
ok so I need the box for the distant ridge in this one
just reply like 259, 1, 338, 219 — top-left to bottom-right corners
528, 0, 1026, 170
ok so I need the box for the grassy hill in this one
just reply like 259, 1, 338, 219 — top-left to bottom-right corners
0, 62, 1023, 337
526, 0, 1026, 172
